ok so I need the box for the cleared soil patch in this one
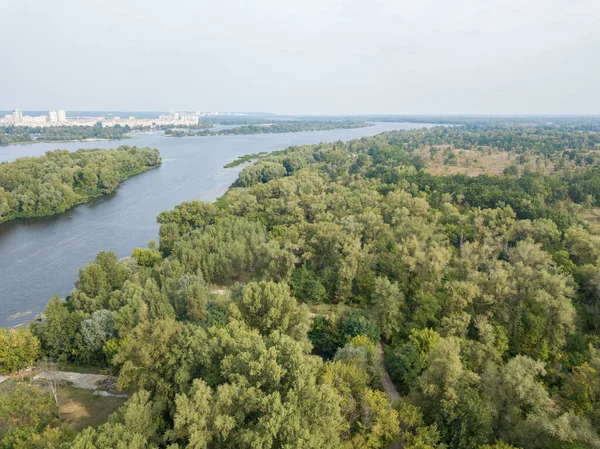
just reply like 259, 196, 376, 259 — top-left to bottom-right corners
59, 386, 126, 430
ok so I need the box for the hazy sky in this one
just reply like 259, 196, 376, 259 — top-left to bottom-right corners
1, 0, 599, 114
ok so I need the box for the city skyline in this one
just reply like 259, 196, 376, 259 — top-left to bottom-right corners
0, 110, 200, 128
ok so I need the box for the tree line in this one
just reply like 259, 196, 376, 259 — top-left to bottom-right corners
0, 123, 130, 145
3, 123, 600, 448
165, 120, 374, 137
0, 146, 161, 222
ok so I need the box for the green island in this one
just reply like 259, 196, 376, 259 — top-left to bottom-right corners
165, 120, 375, 137
0, 123, 130, 146
4, 122, 600, 449
0, 146, 161, 223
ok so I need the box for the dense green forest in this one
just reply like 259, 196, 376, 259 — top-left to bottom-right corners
0, 146, 161, 222
0, 123, 130, 145
3, 123, 600, 448
165, 120, 374, 137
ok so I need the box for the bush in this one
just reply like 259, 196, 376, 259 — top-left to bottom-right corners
339, 310, 380, 342
290, 266, 328, 303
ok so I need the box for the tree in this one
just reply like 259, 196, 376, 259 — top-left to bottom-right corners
371, 276, 404, 340
79, 309, 116, 362
339, 310, 380, 342
290, 266, 328, 303
37, 358, 63, 418
0, 382, 65, 448
308, 315, 345, 359
70, 390, 162, 449
231, 281, 310, 342
323, 359, 400, 448
132, 247, 162, 268
395, 402, 446, 449
0, 327, 40, 374
33, 295, 85, 361
113, 319, 204, 405
385, 342, 423, 391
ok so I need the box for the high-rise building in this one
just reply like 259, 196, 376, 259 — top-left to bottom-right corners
49, 110, 58, 122
57, 110, 67, 122
12, 109, 23, 124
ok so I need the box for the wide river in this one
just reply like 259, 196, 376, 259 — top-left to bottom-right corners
0, 123, 434, 326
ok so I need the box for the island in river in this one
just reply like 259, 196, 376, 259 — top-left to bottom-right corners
0, 146, 161, 223
165, 120, 375, 137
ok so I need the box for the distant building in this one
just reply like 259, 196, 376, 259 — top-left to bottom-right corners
57, 110, 67, 122
49, 110, 58, 122
12, 109, 23, 124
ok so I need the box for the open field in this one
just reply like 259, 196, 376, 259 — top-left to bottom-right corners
58, 386, 126, 430
426, 148, 513, 176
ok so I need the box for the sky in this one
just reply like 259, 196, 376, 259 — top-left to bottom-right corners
1, 0, 599, 115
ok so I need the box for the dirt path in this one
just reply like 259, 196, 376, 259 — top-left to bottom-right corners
377, 343, 401, 402
377, 343, 402, 449
34, 371, 111, 389
33, 370, 127, 397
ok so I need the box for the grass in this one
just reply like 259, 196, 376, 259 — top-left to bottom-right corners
1, 378, 124, 432
223, 152, 270, 168
307, 303, 360, 319
426, 149, 514, 176
55, 362, 109, 375
58, 386, 126, 430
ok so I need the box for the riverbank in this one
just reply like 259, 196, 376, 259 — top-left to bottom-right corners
1, 136, 131, 146
0, 122, 437, 327
0, 163, 159, 224
166, 120, 376, 137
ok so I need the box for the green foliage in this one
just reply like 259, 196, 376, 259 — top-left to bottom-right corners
371, 276, 404, 340
70, 390, 163, 449
171, 120, 374, 138
0, 328, 40, 374
0, 383, 67, 448
0, 123, 128, 145
230, 281, 310, 343
32, 295, 85, 362
308, 315, 345, 359
223, 152, 269, 168
385, 342, 423, 392
21, 122, 600, 447
339, 310, 380, 342
290, 266, 328, 303
131, 247, 162, 268
0, 146, 160, 222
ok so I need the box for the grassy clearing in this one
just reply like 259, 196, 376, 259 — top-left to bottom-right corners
58, 387, 126, 431
426, 149, 514, 176
1, 378, 125, 431
307, 303, 360, 319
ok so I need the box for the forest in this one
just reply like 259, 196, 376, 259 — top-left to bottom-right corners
0, 146, 161, 222
165, 120, 374, 137
0, 123, 130, 145
2, 123, 600, 448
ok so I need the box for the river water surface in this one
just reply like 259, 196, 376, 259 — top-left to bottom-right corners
0, 123, 434, 326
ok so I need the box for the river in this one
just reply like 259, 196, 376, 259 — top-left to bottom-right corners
0, 122, 434, 326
